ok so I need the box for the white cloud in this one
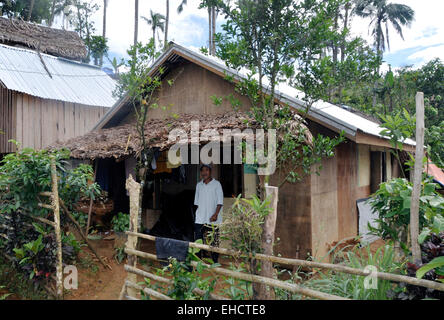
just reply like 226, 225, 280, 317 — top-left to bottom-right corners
55, 0, 443, 68
408, 44, 444, 62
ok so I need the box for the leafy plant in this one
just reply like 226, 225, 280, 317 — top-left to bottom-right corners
0, 285, 12, 300
416, 257, 444, 281
368, 177, 443, 251
145, 246, 218, 300
305, 244, 404, 300
113, 244, 127, 264
111, 212, 130, 233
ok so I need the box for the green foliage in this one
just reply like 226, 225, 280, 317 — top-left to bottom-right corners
89, 35, 108, 66
368, 178, 444, 249
0, 0, 52, 23
0, 147, 99, 282
0, 147, 100, 216
416, 257, 444, 281
0, 285, 12, 300
113, 244, 126, 264
221, 195, 271, 258
379, 109, 415, 151
111, 212, 129, 233
144, 247, 218, 300
214, 0, 345, 185
221, 262, 253, 300
0, 256, 48, 300
305, 244, 405, 300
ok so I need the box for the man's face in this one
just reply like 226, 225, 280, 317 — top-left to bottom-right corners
200, 166, 211, 180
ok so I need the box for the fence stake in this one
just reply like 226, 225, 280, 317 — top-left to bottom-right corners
50, 157, 63, 299
119, 175, 141, 300
410, 92, 424, 263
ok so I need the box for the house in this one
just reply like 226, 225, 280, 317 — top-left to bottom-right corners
51, 42, 416, 259
0, 17, 116, 156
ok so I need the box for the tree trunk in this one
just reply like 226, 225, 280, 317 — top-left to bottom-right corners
100, 0, 107, 66
410, 92, 425, 263
134, 0, 139, 47
164, 0, 169, 49
256, 185, 278, 300
49, 0, 57, 26
208, 7, 212, 54
341, 4, 350, 63
28, 0, 35, 21
212, 7, 216, 54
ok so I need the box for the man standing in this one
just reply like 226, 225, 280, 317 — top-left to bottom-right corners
194, 164, 223, 263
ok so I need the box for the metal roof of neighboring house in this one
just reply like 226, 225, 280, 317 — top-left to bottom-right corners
0, 44, 117, 107
95, 42, 415, 148
426, 161, 444, 188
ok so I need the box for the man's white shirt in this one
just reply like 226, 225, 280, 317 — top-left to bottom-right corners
194, 178, 224, 225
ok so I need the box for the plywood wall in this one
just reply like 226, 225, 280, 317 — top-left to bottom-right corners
119, 62, 251, 125
14, 93, 108, 150
0, 86, 17, 153
271, 170, 312, 260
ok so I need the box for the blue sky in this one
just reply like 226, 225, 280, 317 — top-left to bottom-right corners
59, 0, 444, 71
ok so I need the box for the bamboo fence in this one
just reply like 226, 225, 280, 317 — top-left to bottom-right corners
119, 176, 444, 302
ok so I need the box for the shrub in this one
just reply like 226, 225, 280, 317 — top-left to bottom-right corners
368, 177, 444, 252
111, 212, 129, 233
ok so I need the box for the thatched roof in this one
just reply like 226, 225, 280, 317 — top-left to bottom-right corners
0, 17, 86, 61
50, 112, 311, 160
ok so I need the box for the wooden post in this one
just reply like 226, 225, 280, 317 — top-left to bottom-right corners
86, 160, 98, 235
257, 185, 278, 300
410, 92, 424, 263
50, 157, 63, 299
119, 175, 141, 299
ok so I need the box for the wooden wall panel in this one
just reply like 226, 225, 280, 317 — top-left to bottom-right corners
272, 172, 312, 260
12, 93, 108, 150
119, 62, 251, 124
0, 87, 17, 153
336, 141, 358, 240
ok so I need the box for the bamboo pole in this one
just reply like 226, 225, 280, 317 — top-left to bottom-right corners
124, 265, 228, 300
50, 157, 63, 299
126, 231, 444, 292
59, 200, 108, 269
410, 92, 424, 263
85, 161, 98, 235
124, 248, 347, 300
125, 280, 172, 300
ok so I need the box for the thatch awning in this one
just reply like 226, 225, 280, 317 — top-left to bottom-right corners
50, 112, 312, 160
0, 17, 86, 60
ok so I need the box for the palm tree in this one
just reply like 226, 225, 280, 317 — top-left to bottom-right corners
142, 10, 165, 49
100, 0, 108, 66
134, 0, 139, 47
28, 0, 35, 21
164, 0, 169, 49
163, 0, 187, 49
354, 0, 414, 58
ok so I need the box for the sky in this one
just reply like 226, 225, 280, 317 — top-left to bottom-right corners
58, 0, 444, 70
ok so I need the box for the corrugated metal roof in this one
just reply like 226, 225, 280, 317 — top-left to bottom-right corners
95, 43, 415, 147
0, 44, 117, 107
171, 44, 416, 146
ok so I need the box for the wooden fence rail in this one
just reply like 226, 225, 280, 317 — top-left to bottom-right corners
126, 231, 444, 292
119, 175, 444, 301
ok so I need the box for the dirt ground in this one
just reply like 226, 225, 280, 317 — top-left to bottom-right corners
65, 236, 128, 300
